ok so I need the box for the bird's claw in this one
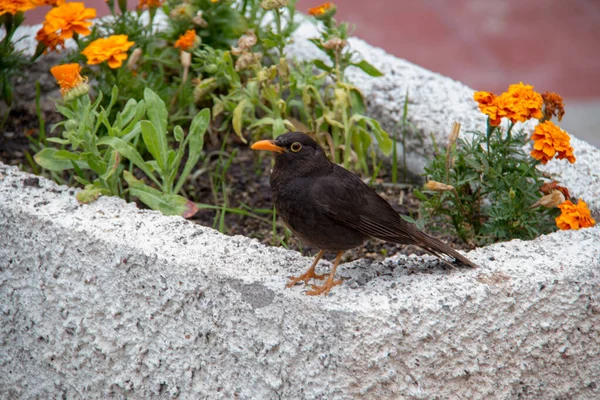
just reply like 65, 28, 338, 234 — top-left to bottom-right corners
286, 271, 327, 288
306, 278, 343, 296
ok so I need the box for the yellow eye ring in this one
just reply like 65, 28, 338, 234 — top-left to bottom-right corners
290, 142, 302, 152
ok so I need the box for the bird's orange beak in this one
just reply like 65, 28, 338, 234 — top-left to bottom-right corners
251, 140, 285, 154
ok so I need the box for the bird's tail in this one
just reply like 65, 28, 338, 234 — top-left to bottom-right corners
413, 230, 478, 268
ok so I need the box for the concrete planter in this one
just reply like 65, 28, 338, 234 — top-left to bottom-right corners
1, 18, 600, 399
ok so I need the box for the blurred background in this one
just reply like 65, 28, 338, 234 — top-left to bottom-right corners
24, 0, 600, 148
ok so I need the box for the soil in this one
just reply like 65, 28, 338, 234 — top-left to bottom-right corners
0, 57, 470, 265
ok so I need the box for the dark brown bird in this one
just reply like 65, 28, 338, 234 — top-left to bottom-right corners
251, 132, 477, 295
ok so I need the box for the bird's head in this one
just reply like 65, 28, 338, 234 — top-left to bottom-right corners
251, 132, 330, 176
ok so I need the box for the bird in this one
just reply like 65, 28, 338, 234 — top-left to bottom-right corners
251, 132, 477, 296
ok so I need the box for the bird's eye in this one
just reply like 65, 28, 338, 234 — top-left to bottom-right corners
290, 142, 302, 152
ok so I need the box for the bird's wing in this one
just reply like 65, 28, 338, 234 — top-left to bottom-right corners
309, 165, 477, 268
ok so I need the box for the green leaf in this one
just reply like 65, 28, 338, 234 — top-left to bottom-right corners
76, 185, 109, 204
140, 120, 167, 174
174, 125, 184, 142
34, 148, 88, 171
352, 60, 384, 77
313, 59, 332, 72
175, 109, 209, 194
232, 99, 249, 143
97, 136, 159, 186
99, 150, 121, 181
124, 171, 198, 218
46, 137, 70, 145
273, 118, 287, 137
144, 88, 168, 136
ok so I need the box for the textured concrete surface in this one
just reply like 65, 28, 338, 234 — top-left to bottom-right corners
2, 12, 600, 399
1, 163, 600, 399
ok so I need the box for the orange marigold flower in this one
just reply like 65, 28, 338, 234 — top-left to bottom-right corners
42, 2, 96, 39
530, 121, 576, 164
31, 0, 66, 6
474, 91, 503, 126
555, 199, 596, 230
138, 0, 162, 9
50, 63, 89, 99
174, 29, 197, 51
309, 2, 333, 16
504, 82, 543, 122
0, 0, 36, 16
81, 34, 135, 69
36, 26, 65, 52
474, 83, 543, 126
542, 91, 565, 122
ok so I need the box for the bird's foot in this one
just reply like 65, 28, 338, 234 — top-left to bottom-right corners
286, 270, 327, 288
306, 276, 343, 296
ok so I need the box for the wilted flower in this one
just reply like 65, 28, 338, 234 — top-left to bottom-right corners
0, 0, 36, 15
237, 30, 257, 51
192, 10, 208, 27
235, 51, 262, 71
81, 34, 135, 69
530, 190, 565, 209
424, 180, 454, 192
174, 29, 198, 51
542, 91, 565, 122
170, 3, 194, 20
321, 37, 346, 50
260, 0, 288, 10
530, 121, 575, 164
50, 63, 89, 100
555, 199, 595, 230
540, 181, 570, 199
127, 48, 143, 71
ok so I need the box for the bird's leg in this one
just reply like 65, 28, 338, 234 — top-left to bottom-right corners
307, 251, 344, 296
286, 250, 327, 288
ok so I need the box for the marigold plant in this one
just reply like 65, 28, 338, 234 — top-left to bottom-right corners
556, 199, 596, 230
416, 82, 588, 245
530, 121, 576, 164
81, 35, 135, 68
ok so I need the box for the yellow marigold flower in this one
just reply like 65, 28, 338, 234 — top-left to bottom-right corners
530, 121, 576, 164
42, 2, 96, 39
555, 199, 595, 230
0, 0, 36, 16
81, 34, 135, 69
309, 2, 333, 16
50, 63, 89, 100
211, 0, 218, 2
174, 29, 197, 51
542, 91, 565, 122
138, 0, 161, 9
